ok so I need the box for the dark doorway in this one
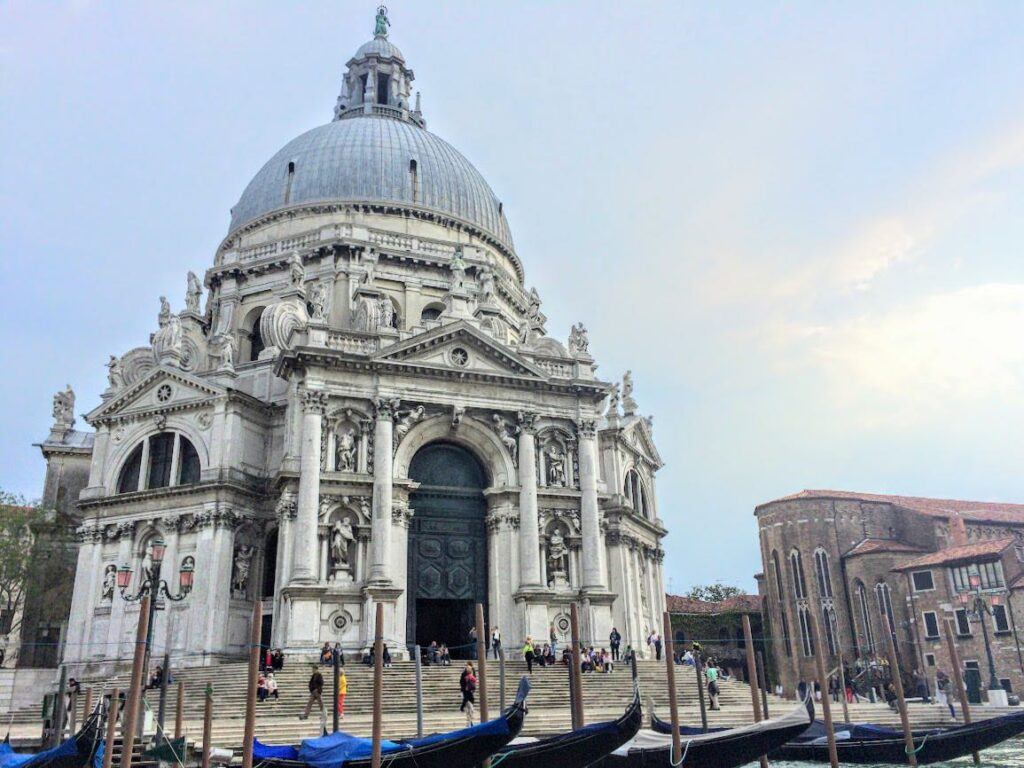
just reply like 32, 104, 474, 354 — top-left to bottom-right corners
262, 529, 278, 599
965, 663, 982, 704
407, 442, 488, 656
261, 613, 273, 653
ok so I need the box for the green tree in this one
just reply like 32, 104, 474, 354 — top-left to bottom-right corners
0, 491, 55, 639
685, 582, 745, 602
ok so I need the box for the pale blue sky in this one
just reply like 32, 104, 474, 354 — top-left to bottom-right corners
3, 2, 1024, 594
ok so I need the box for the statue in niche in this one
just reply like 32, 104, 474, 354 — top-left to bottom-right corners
622, 371, 638, 416
52, 385, 75, 426
568, 323, 589, 356
335, 428, 356, 472
450, 247, 468, 291
309, 283, 328, 321
185, 271, 202, 314
330, 518, 355, 578
477, 263, 495, 301
546, 446, 566, 487
101, 564, 117, 602
288, 253, 304, 288
393, 405, 425, 448
232, 545, 254, 597
217, 335, 235, 371
158, 296, 171, 327
378, 296, 396, 329
547, 531, 569, 587
106, 355, 123, 390
491, 414, 519, 462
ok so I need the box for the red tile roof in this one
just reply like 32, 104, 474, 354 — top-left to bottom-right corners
665, 594, 762, 615
761, 490, 1024, 525
844, 538, 926, 558
892, 538, 1015, 571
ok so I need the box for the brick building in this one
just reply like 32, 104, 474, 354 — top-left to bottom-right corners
756, 490, 1024, 701
666, 594, 771, 682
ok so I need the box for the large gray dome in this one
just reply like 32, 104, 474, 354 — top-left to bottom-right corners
228, 115, 514, 252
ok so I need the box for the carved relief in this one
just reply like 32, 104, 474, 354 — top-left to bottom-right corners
491, 413, 519, 463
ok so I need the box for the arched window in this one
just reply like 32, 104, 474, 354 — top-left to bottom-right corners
855, 580, 875, 651
814, 548, 833, 598
822, 606, 839, 655
772, 550, 792, 657
240, 306, 266, 362
623, 469, 649, 518
789, 550, 808, 600
797, 606, 815, 657
420, 304, 443, 322
115, 432, 202, 493
789, 549, 813, 656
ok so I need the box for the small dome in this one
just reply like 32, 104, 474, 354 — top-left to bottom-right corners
228, 115, 514, 253
353, 35, 405, 62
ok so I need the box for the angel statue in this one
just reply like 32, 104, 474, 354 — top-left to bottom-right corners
491, 414, 519, 462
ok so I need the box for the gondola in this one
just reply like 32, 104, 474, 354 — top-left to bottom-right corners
486, 684, 643, 768
252, 676, 530, 768
0, 706, 105, 768
651, 705, 1024, 764
590, 698, 814, 768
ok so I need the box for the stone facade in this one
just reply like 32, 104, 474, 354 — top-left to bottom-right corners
45, 12, 668, 674
757, 490, 1024, 701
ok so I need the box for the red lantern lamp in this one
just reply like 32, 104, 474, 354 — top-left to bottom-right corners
117, 564, 132, 590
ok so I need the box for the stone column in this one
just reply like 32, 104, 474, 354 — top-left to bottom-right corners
369, 399, 394, 584
292, 389, 327, 583
517, 415, 541, 589
578, 420, 606, 590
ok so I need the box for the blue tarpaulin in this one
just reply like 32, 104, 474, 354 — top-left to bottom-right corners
0, 738, 80, 768
254, 738, 300, 760
297, 731, 409, 768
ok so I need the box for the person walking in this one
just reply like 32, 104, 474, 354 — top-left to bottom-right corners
300, 665, 327, 730
523, 637, 535, 674
706, 663, 721, 710
652, 631, 662, 661
459, 662, 477, 726
491, 626, 502, 660
609, 627, 621, 661
336, 669, 348, 720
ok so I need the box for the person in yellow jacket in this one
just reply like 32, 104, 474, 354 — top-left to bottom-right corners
336, 670, 348, 720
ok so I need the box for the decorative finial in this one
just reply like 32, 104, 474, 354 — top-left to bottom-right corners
374, 5, 390, 37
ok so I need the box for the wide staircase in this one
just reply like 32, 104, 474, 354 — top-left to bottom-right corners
8, 657, 1021, 761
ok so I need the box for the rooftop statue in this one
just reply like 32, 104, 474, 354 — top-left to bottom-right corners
375, 5, 390, 36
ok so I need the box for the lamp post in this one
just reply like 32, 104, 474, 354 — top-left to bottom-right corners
957, 568, 1002, 695
117, 538, 194, 741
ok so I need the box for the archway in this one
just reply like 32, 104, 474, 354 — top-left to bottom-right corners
406, 442, 488, 657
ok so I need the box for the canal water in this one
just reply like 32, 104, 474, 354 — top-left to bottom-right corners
742, 740, 1024, 768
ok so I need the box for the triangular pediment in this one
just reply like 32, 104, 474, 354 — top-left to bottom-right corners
374, 321, 549, 380
87, 366, 226, 423
621, 416, 664, 468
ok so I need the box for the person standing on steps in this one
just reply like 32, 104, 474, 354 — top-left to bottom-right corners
652, 630, 662, 661
300, 664, 327, 731
549, 624, 558, 658
705, 662, 720, 710
459, 662, 478, 725
609, 627, 621, 661
336, 669, 348, 720
491, 626, 501, 659
523, 636, 535, 673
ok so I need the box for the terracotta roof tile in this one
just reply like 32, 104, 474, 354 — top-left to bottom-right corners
892, 538, 1015, 571
665, 594, 762, 615
844, 538, 926, 558
760, 489, 1024, 525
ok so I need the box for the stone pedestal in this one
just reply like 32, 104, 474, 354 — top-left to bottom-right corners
986, 687, 1010, 707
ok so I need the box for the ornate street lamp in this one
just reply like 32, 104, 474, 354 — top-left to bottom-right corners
957, 566, 1002, 695
118, 538, 194, 740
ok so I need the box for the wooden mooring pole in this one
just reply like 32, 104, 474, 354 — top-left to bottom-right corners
742, 614, 770, 768
880, 605, 918, 768
944, 617, 980, 764
174, 680, 184, 740
371, 602, 385, 768
569, 603, 584, 728
241, 600, 261, 768
201, 684, 213, 768
807, 607, 840, 768
693, 654, 708, 732
837, 653, 851, 723
757, 649, 770, 718
414, 644, 423, 738
662, 612, 682, 766
119, 593, 151, 768
101, 687, 119, 768
475, 604, 489, 723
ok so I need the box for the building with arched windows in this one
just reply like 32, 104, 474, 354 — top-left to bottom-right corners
756, 490, 1024, 701
38, 11, 667, 673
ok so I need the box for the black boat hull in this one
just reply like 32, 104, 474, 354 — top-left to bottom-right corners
769, 709, 1024, 765
591, 701, 814, 768
487, 689, 643, 768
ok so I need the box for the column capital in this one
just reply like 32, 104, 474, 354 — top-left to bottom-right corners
375, 397, 399, 422
300, 389, 329, 415
577, 419, 598, 439
517, 411, 538, 434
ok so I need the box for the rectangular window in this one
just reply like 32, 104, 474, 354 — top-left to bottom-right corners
922, 611, 940, 640
911, 570, 935, 592
1000, 678, 1013, 694
993, 604, 1010, 633
951, 566, 970, 592
955, 608, 972, 636
377, 73, 390, 105
925, 653, 936, 667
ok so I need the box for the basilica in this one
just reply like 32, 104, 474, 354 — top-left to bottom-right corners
45, 11, 667, 671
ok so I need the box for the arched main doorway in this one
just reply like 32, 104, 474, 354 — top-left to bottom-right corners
407, 442, 488, 657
